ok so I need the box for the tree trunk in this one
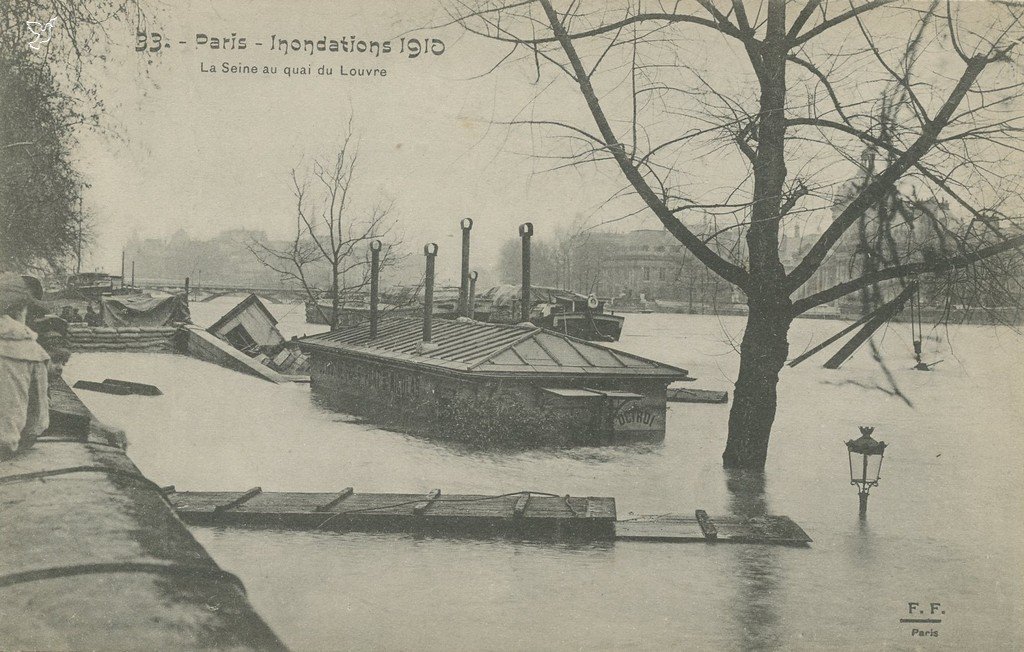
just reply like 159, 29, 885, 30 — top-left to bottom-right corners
722, 296, 793, 470
330, 263, 340, 330
722, 0, 790, 471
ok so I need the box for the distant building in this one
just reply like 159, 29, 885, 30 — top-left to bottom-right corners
123, 229, 317, 289
786, 161, 959, 311
586, 229, 744, 308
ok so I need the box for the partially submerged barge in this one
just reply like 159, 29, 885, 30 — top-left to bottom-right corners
298, 317, 691, 442
298, 228, 692, 443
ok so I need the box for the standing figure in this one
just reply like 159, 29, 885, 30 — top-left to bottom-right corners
85, 303, 102, 326
0, 273, 50, 461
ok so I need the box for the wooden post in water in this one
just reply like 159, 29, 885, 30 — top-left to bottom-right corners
459, 218, 473, 317
369, 240, 382, 338
422, 243, 438, 345
468, 270, 478, 319
520, 222, 533, 323
823, 282, 917, 369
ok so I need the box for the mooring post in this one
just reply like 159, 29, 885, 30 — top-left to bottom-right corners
422, 243, 438, 346
468, 270, 478, 319
459, 218, 473, 317
369, 240, 382, 339
520, 222, 533, 323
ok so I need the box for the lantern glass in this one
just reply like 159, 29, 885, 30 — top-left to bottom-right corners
848, 449, 885, 487
866, 451, 884, 485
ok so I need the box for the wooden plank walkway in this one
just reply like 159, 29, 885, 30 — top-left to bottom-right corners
167, 489, 617, 539
616, 513, 812, 545
166, 489, 810, 545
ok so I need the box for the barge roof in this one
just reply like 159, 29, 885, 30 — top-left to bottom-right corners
297, 317, 690, 379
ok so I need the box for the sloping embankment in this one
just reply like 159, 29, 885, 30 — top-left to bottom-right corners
0, 380, 287, 650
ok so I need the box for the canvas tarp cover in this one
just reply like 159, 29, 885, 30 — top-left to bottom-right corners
100, 294, 190, 327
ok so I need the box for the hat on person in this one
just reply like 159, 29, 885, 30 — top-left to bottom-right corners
21, 275, 43, 299
0, 272, 46, 313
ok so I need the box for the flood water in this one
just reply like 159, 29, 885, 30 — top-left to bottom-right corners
64, 299, 1024, 650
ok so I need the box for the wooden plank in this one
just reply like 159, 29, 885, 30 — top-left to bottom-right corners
615, 519, 706, 542
412, 489, 441, 516
787, 309, 876, 367
512, 493, 530, 518
666, 388, 728, 404
167, 489, 618, 539
213, 487, 262, 513
314, 487, 354, 512
615, 514, 811, 545
695, 509, 718, 540
73, 380, 131, 395
102, 378, 163, 396
823, 283, 917, 369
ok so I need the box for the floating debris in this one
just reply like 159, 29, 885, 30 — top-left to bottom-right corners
666, 388, 729, 404
73, 378, 161, 396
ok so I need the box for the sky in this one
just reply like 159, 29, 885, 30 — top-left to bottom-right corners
65, 0, 1024, 285
73, 0, 656, 283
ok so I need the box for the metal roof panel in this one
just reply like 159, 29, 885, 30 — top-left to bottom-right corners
297, 317, 689, 380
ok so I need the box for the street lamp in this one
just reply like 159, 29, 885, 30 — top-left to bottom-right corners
845, 426, 888, 517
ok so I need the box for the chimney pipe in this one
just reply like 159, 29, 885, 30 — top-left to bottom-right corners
422, 243, 439, 347
184, 277, 190, 303
519, 222, 533, 323
131, 261, 135, 288
369, 240, 382, 338
468, 271, 478, 319
458, 218, 473, 317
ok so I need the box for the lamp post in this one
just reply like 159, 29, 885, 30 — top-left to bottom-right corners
845, 426, 888, 518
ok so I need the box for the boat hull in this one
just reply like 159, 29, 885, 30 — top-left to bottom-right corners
546, 312, 624, 342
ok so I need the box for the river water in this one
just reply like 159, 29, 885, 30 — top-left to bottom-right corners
63, 298, 1024, 650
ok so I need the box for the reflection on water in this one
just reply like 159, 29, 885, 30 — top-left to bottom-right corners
725, 471, 782, 650
62, 306, 1024, 650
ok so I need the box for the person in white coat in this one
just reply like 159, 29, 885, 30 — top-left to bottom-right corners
0, 273, 50, 461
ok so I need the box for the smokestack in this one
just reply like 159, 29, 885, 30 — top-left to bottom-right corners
519, 222, 533, 323
421, 243, 439, 349
121, 251, 125, 288
369, 240, 382, 338
131, 261, 135, 288
468, 271, 478, 319
458, 218, 473, 317
184, 277, 190, 303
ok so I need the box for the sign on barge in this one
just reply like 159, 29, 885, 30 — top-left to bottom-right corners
297, 316, 692, 443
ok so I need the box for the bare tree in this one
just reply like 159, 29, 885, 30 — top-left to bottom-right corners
250, 127, 400, 329
452, 0, 1024, 469
1, 0, 143, 273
